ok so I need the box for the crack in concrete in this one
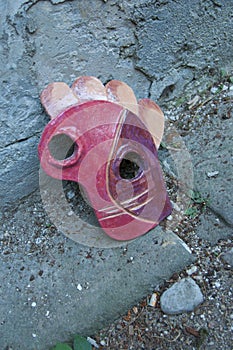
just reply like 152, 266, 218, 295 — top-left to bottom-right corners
21, 0, 73, 12
147, 79, 153, 98
1, 132, 41, 150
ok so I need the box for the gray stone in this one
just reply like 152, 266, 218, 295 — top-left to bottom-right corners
160, 277, 204, 315
0, 191, 194, 350
222, 248, 233, 268
0, 0, 233, 207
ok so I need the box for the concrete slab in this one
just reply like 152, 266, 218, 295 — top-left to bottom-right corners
195, 209, 233, 245
184, 107, 233, 233
0, 192, 194, 350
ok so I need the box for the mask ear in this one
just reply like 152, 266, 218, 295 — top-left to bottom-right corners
105, 80, 138, 115
71, 76, 107, 102
138, 98, 164, 150
40, 82, 79, 119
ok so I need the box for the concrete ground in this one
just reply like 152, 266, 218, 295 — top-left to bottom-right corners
0, 192, 193, 349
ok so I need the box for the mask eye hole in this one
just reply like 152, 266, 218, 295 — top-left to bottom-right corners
119, 152, 142, 180
48, 133, 77, 161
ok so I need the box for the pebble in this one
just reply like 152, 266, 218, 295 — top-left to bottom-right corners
31, 302, 37, 307
128, 325, 134, 336
207, 171, 219, 178
77, 284, 82, 291
171, 201, 181, 212
211, 86, 218, 94
66, 190, 75, 200
160, 277, 204, 315
87, 337, 99, 348
35, 237, 42, 244
186, 266, 197, 275
214, 281, 221, 288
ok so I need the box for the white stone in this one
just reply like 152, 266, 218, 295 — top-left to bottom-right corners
210, 86, 218, 94
87, 337, 99, 348
186, 266, 197, 275
77, 284, 82, 291
67, 190, 75, 200
35, 237, 42, 244
207, 171, 219, 178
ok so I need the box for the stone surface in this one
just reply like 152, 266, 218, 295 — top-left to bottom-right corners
160, 277, 204, 315
184, 109, 233, 231
0, 0, 233, 207
195, 210, 233, 245
0, 191, 194, 350
221, 248, 233, 268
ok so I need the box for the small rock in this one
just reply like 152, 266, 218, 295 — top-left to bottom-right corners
207, 171, 219, 178
171, 201, 181, 212
129, 325, 134, 336
35, 237, 42, 244
160, 277, 204, 315
66, 190, 75, 200
221, 248, 233, 267
214, 281, 221, 288
77, 284, 82, 291
210, 86, 218, 94
31, 302, 37, 308
186, 266, 197, 275
87, 337, 99, 348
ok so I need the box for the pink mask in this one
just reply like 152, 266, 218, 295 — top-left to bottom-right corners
38, 77, 172, 241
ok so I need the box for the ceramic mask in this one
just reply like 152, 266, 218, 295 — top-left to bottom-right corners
38, 77, 172, 240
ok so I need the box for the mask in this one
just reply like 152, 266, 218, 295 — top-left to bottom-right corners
38, 77, 172, 240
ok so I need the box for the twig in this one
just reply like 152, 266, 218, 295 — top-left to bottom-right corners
153, 330, 181, 342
